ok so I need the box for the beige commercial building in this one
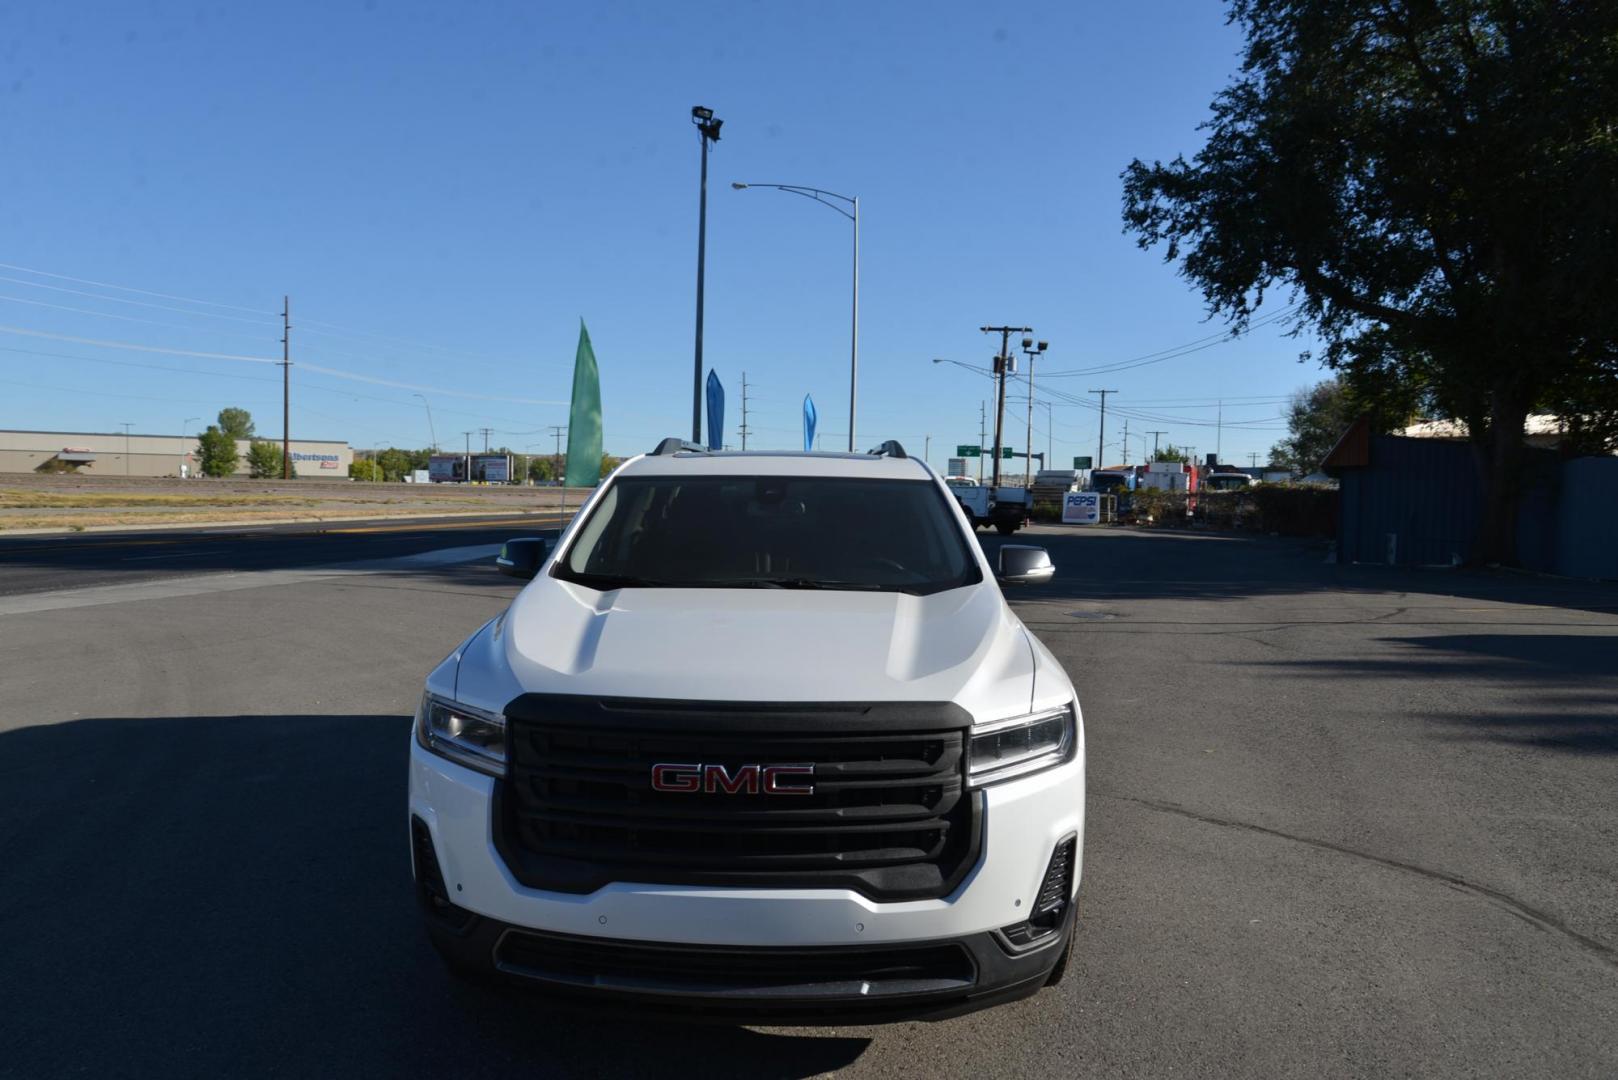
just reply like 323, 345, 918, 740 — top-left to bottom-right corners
0, 428, 352, 478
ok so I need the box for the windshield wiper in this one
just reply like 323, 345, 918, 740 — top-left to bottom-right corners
743, 577, 892, 592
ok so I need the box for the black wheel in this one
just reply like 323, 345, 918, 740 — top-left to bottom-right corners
996, 522, 1018, 536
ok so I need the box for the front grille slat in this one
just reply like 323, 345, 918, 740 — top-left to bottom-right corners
496, 699, 982, 902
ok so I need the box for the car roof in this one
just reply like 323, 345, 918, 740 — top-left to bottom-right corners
618, 449, 934, 480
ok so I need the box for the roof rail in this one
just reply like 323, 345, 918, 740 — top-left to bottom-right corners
868, 440, 908, 460
650, 437, 710, 456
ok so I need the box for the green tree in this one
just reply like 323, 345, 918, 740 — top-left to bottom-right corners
1154, 445, 1189, 464
217, 407, 255, 439
528, 456, 556, 484
1122, 0, 1618, 564
245, 439, 283, 479
376, 448, 416, 482
1268, 380, 1354, 475
195, 425, 239, 477
348, 457, 383, 481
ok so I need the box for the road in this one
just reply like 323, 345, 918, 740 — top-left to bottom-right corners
0, 513, 571, 597
1, 525, 1615, 1078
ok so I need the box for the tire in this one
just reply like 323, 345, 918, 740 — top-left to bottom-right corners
996, 522, 1018, 536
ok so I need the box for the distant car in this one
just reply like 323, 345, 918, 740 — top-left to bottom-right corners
1204, 472, 1256, 491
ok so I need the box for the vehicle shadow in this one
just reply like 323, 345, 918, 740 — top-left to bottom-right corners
0, 714, 870, 1079
1236, 633, 1618, 755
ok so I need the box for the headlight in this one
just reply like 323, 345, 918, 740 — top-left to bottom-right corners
415, 693, 506, 777
968, 704, 1076, 786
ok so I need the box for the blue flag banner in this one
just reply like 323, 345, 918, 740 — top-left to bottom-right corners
706, 370, 725, 450
803, 394, 817, 452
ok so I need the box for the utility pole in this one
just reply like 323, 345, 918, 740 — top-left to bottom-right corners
1122, 418, 1131, 465
978, 402, 987, 484
981, 325, 1031, 489
1146, 430, 1167, 462
462, 431, 472, 483
1249, 451, 1260, 468
479, 427, 493, 453
924, 434, 931, 466
1216, 399, 1223, 464
1089, 389, 1116, 472
281, 296, 291, 479
121, 422, 133, 476
740, 371, 751, 451
548, 424, 567, 515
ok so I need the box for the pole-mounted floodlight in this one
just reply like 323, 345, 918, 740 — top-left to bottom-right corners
1021, 337, 1033, 350
691, 106, 724, 442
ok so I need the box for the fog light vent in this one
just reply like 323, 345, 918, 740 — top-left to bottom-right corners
999, 837, 1076, 951
411, 816, 473, 931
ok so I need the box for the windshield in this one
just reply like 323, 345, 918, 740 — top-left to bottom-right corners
555, 475, 981, 595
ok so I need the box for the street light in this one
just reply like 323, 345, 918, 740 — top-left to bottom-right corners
413, 393, 437, 453
1019, 339, 1048, 485
179, 416, 200, 478
734, 181, 859, 451
691, 106, 723, 444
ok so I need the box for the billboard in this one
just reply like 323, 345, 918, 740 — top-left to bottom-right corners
947, 457, 967, 477
475, 454, 510, 483
1061, 492, 1101, 525
428, 455, 464, 483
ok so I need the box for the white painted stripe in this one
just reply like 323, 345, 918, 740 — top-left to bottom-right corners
0, 544, 502, 617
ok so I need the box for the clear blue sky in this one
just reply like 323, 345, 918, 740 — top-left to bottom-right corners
0, 0, 1315, 472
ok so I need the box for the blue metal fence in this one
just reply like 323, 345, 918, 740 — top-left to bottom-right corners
1336, 436, 1618, 579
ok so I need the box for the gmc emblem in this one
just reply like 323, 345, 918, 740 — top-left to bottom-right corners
651, 762, 815, 796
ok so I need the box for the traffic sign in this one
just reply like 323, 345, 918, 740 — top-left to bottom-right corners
1073, 456, 1093, 470
1001, 447, 1014, 459
956, 445, 981, 457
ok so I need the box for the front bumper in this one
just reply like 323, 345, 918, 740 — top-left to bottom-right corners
423, 899, 1074, 1024
408, 725, 1084, 1021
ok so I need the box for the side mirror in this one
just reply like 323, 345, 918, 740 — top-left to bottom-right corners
997, 544, 1054, 586
496, 537, 551, 580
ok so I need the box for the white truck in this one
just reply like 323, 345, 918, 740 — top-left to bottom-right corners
947, 482, 1030, 535
411, 438, 1085, 1022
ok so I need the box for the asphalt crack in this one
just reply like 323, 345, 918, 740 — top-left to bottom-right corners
1101, 791, 1618, 971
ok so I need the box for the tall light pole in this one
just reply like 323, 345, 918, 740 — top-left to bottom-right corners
413, 393, 437, 453
179, 417, 200, 478
732, 182, 859, 450
121, 422, 133, 477
1020, 338, 1047, 484
691, 106, 723, 444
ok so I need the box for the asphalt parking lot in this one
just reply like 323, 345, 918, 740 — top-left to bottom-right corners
2, 525, 1615, 1078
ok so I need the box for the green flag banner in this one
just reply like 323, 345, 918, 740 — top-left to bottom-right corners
564, 319, 603, 487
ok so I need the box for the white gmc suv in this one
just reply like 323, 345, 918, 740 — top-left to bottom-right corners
409, 439, 1085, 1022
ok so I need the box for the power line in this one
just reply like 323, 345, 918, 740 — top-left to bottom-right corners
0, 293, 277, 340
1038, 306, 1297, 379
0, 275, 280, 326
0, 323, 564, 405
0, 260, 274, 315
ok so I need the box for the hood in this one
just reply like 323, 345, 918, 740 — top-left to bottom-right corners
460, 578, 1036, 723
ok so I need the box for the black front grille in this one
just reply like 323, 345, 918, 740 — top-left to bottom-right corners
494, 929, 976, 1002
496, 697, 982, 901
